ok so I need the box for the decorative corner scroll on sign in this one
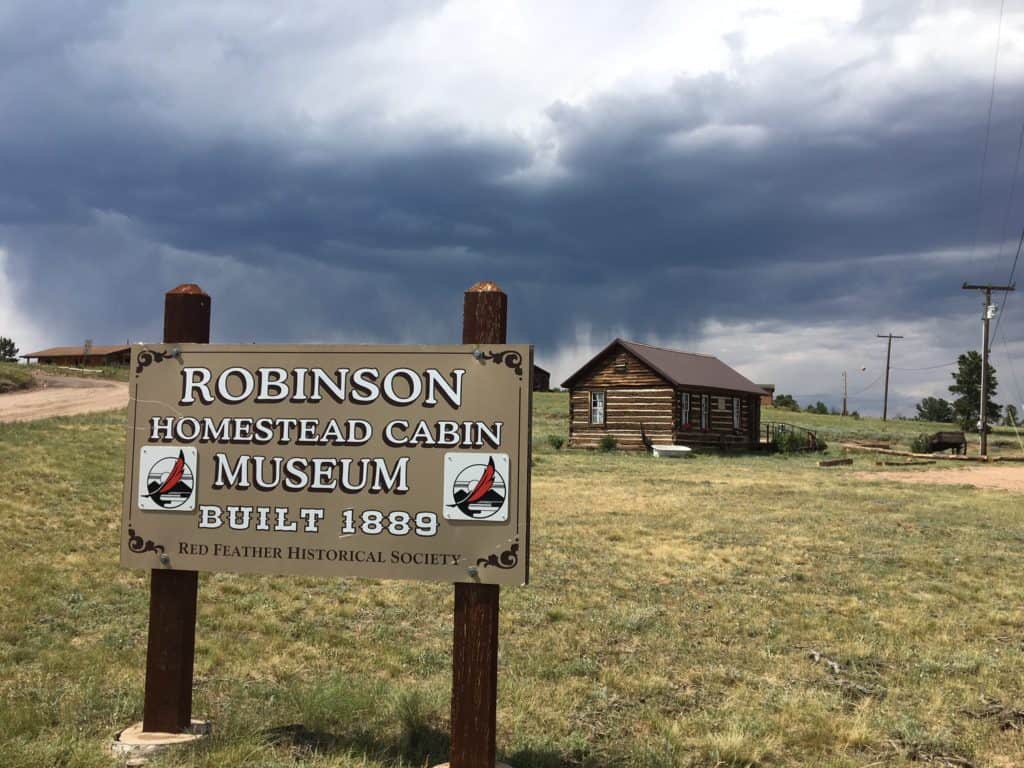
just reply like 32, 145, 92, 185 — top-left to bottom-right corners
135, 349, 174, 375
476, 540, 519, 570
479, 350, 523, 378
127, 527, 165, 555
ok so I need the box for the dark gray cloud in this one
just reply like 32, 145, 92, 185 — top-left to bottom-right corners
2, 1, 1023, 414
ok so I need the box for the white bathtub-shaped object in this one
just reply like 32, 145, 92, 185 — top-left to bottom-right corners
651, 444, 693, 458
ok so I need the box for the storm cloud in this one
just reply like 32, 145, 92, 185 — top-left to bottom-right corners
3, 0, 1024, 414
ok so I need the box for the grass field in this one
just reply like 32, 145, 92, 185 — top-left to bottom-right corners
760, 405, 1024, 456
30, 363, 131, 382
0, 361, 36, 393
1, 394, 1023, 767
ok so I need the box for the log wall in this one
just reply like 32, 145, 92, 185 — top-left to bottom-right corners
570, 387, 675, 450
674, 391, 759, 449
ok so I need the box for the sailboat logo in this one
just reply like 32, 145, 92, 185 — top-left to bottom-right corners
138, 446, 197, 511
443, 453, 510, 522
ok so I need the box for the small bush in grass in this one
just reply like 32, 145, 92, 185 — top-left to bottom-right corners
909, 433, 932, 453
547, 434, 565, 450
774, 430, 806, 453
598, 434, 617, 452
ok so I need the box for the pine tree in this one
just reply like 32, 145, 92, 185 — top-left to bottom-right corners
949, 351, 1000, 432
915, 396, 953, 423
0, 337, 18, 362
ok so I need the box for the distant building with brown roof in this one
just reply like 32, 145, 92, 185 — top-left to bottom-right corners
561, 339, 769, 451
22, 345, 131, 367
532, 365, 551, 392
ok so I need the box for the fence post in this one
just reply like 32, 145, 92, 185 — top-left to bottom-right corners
141, 283, 210, 733
449, 281, 506, 768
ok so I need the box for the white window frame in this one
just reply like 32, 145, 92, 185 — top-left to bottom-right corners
680, 391, 691, 428
700, 394, 710, 431
590, 390, 606, 425
732, 397, 741, 431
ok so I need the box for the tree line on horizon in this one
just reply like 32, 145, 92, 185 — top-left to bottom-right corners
771, 351, 1020, 430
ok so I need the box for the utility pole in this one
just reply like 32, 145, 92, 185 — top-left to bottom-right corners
842, 366, 866, 417
876, 333, 903, 421
962, 282, 1015, 457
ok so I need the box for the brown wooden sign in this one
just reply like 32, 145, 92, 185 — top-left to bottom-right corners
121, 344, 532, 585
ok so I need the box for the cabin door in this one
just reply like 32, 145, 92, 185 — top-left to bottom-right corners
700, 394, 709, 431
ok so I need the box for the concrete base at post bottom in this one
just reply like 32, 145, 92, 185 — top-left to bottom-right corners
111, 720, 210, 765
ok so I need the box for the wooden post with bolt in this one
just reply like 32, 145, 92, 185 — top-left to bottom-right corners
141, 284, 209, 733
438, 281, 509, 768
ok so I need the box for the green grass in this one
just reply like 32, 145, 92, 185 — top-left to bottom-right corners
0, 361, 35, 393
29, 363, 130, 382
763, 404, 1024, 456
2, 400, 1024, 766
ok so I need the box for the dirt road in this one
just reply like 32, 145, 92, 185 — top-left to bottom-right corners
861, 465, 1024, 493
0, 374, 129, 422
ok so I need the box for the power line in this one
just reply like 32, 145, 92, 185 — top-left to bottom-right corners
994, 124, 1024, 264
777, 374, 881, 401
850, 372, 883, 397
991, 226, 1024, 343
891, 361, 957, 372
989, 118, 1024, 343
969, 0, 1007, 269
994, 332, 1024, 452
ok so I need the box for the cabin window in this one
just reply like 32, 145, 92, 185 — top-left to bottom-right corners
590, 391, 606, 425
700, 394, 709, 431
732, 397, 741, 431
614, 356, 627, 372
679, 392, 691, 428
718, 396, 727, 411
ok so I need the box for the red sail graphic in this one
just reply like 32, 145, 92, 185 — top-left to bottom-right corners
156, 451, 186, 495
465, 457, 496, 504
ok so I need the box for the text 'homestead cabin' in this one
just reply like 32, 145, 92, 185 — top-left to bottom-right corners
562, 339, 769, 451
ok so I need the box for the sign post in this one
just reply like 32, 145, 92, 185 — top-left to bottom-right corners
144, 284, 209, 734
447, 282, 511, 768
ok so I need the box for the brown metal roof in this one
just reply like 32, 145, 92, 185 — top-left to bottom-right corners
22, 345, 130, 358
561, 338, 769, 396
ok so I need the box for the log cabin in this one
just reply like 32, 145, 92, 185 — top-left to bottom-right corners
562, 339, 769, 451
